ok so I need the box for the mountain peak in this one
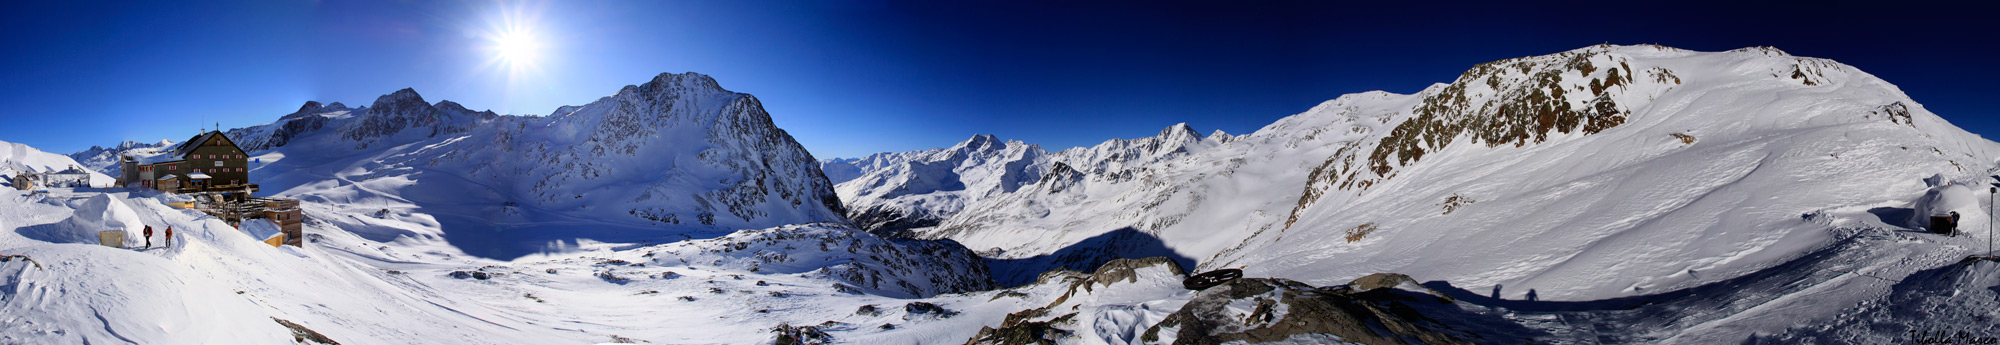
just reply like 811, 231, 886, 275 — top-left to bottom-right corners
433, 100, 470, 112
1207, 129, 1232, 141
368, 88, 430, 109
958, 134, 1001, 149
649, 72, 722, 91
387, 88, 423, 99
297, 101, 324, 114
1159, 123, 1199, 140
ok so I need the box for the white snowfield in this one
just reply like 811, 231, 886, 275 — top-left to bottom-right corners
2, 139, 112, 187
894, 44, 2000, 299
0, 189, 1198, 344
3, 44, 1999, 344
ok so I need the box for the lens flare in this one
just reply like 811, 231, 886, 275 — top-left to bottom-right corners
479, 3, 549, 87
494, 29, 540, 67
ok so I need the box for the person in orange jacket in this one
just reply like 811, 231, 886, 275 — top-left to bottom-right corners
165, 226, 175, 247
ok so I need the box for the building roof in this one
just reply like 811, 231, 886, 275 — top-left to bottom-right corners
167, 131, 225, 159
158, 174, 179, 181
186, 172, 212, 180
125, 150, 182, 165
241, 218, 284, 241
50, 166, 91, 175
125, 131, 235, 167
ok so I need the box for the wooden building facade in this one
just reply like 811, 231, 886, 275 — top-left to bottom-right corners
121, 130, 306, 247
120, 131, 257, 196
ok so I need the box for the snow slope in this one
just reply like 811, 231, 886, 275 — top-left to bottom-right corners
875, 45, 2000, 303
15, 45, 2000, 344
0, 188, 1004, 344
827, 134, 1052, 236
67, 140, 173, 177
220, 72, 848, 260
1, 138, 112, 187
827, 124, 1230, 239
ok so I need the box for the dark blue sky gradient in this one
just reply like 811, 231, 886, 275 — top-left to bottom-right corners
1, 1, 1993, 158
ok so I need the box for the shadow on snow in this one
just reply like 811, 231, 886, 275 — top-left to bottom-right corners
983, 227, 1199, 287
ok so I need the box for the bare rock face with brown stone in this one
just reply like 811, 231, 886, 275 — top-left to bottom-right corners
963, 257, 1189, 345
1143, 276, 1529, 345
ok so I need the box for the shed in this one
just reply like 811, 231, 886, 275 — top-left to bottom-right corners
10, 172, 35, 191
241, 219, 285, 248
155, 174, 181, 192
98, 230, 127, 248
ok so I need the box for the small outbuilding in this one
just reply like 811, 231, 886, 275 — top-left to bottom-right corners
10, 171, 35, 191
43, 166, 93, 188
1913, 174, 1981, 235
241, 219, 286, 248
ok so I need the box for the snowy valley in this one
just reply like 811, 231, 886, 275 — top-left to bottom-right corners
2, 45, 1998, 344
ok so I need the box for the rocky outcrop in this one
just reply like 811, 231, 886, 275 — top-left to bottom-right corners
1143, 277, 1480, 345
965, 257, 1187, 345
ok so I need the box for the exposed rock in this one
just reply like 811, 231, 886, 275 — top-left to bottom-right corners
1143, 277, 1486, 345
1085, 256, 1185, 290
1330, 272, 1452, 302
273, 317, 341, 345
903, 302, 958, 320
963, 308, 1078, 345
770, 323, 831, 345
962, 257, 1190, 344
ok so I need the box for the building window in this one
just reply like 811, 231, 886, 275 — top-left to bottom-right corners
169, 165, 176, 171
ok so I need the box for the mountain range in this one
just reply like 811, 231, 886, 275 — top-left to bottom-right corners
8, 44, 1995, 344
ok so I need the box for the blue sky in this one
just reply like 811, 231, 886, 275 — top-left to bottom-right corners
0, 1, 1994, 159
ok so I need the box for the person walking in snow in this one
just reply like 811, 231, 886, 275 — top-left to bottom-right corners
142, 225, 154, 249
165, 226, 174, 247
1951, 212, 1962, 236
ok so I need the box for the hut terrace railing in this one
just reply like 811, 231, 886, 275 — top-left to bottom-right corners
172, 183, 259, 194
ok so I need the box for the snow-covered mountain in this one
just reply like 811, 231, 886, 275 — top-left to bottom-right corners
67, 139, 173, 176
825, 124, 1233, 239
843, 45, 2000, 302
825, 134, 1050, 236
0, 72, 992, 344
2, 138, 113, 187
14, 45, 2000, 344
185, 72, 845, 259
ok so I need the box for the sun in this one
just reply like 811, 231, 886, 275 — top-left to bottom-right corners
477, 3, 551, 89
492, 29, 541, 68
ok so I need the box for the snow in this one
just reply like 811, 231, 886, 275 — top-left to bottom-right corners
0, 189, 998, 344
240, 218, 282, 242
1, 138, 112, 187
7, 45, 2000, 344
881, 44, 2000, 303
